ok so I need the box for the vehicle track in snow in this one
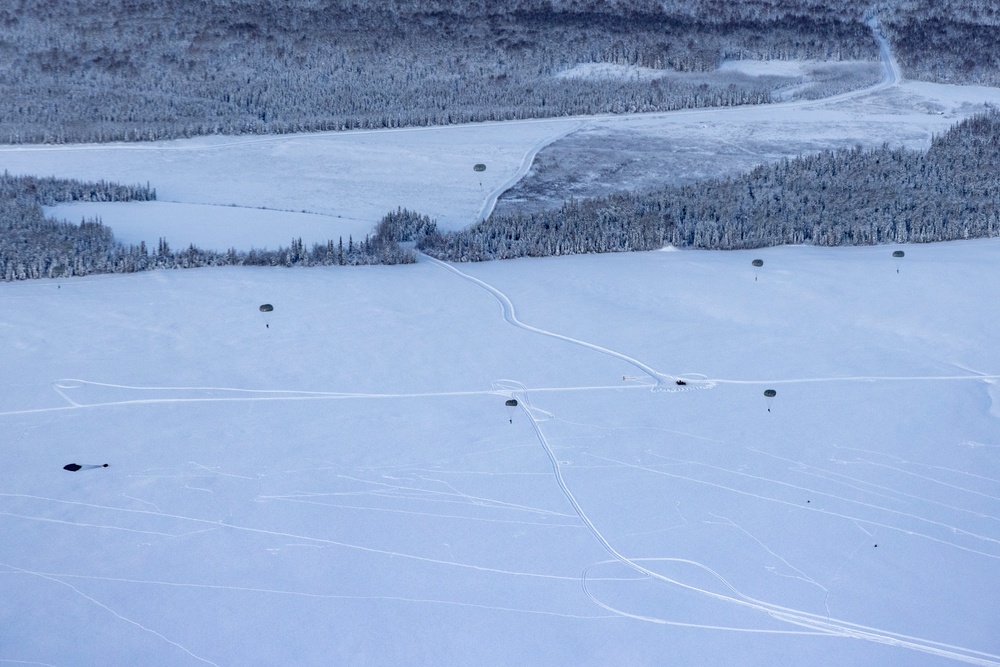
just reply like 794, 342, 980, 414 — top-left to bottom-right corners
423, 254, 674, 389
512, 385, 1000, 665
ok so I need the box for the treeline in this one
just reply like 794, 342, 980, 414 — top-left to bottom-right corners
0, 0, 881, 144
0, 175, 423, 281
417, 110, 1000, 260
1, 1, 994, 145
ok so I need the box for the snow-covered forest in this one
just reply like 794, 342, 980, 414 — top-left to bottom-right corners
2, 1, 996, 144
0, 0, 900, 144
418, 110, 1000, 260
0, 173, 421, 280
4, 104, 999, 281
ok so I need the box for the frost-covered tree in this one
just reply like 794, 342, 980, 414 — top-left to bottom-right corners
0, 174, 418, 281
419, 110, 1000, 260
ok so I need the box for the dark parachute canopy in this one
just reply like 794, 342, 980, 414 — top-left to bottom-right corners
763, 389, 777, 398
473, 163, 486, 172
259, 304, 274, 312
752, 259, 764, 267
505, 399, 518, 407
892, 250, 905, 258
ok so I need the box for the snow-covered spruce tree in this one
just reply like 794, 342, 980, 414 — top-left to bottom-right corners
418, 110, 1000, 260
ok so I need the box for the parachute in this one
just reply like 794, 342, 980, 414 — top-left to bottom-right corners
473, 163, 486, 172
751, 259, 764, 267
259, 304, 274, 312
892, 250, 905, 258
505, 399, 518, 407
763, 389, 777, 398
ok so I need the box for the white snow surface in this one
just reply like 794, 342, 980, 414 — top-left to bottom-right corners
1, 60, 1000, 666
2, 240, 999, 666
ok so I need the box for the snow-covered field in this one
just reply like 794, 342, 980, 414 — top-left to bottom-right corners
2, 49, 1000, 664
2, 240, 999, 666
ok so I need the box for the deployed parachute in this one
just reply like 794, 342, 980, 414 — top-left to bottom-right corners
892, 249, 905, 273
752, 259, 764, 267
763, 388, 777, 412
473, 164, 487, 172
259, 304, 274, 312
505, 399, 518, 407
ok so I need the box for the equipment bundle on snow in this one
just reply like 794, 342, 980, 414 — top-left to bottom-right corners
63, 463, 109, 471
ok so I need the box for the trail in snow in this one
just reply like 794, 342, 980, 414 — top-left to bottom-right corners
1, 563, 220, 666
599, 451, 1000, 561
423, 255, 673, 388
516, 395, 1000, 664
476, 122, 585, 222
421, 252, 1000, 664
1, 565, 614, 621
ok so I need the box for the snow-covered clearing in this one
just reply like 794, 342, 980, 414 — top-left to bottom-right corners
0, 58, 993, 249
2, 240, 999, 666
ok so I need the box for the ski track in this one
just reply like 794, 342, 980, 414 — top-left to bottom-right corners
476, 122, 585, 222
608, 452, 1000, 560
0, 493, 593, 583
507, 382, 1000, 664
1, 563, 220, 667
705, 513, 829, 595
0, 564, 614, 621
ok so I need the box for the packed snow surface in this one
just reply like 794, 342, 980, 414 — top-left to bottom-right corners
2, 240, 999, 666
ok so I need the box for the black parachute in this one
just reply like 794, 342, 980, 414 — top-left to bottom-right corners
505, 399, 518, 407
763, 389, 777, 398
752, 259, 764, 267
892, 250, 905, 258
259, 304, 274, 312
473, 163, 486, 172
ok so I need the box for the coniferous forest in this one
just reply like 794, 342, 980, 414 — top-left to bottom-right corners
0, 174, 419, 280
0, 0, 885, 144
415, 110, 1000, 260
3, 108, 999, 280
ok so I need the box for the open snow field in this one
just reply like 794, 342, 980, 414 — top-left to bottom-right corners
2, 240, 999, 666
